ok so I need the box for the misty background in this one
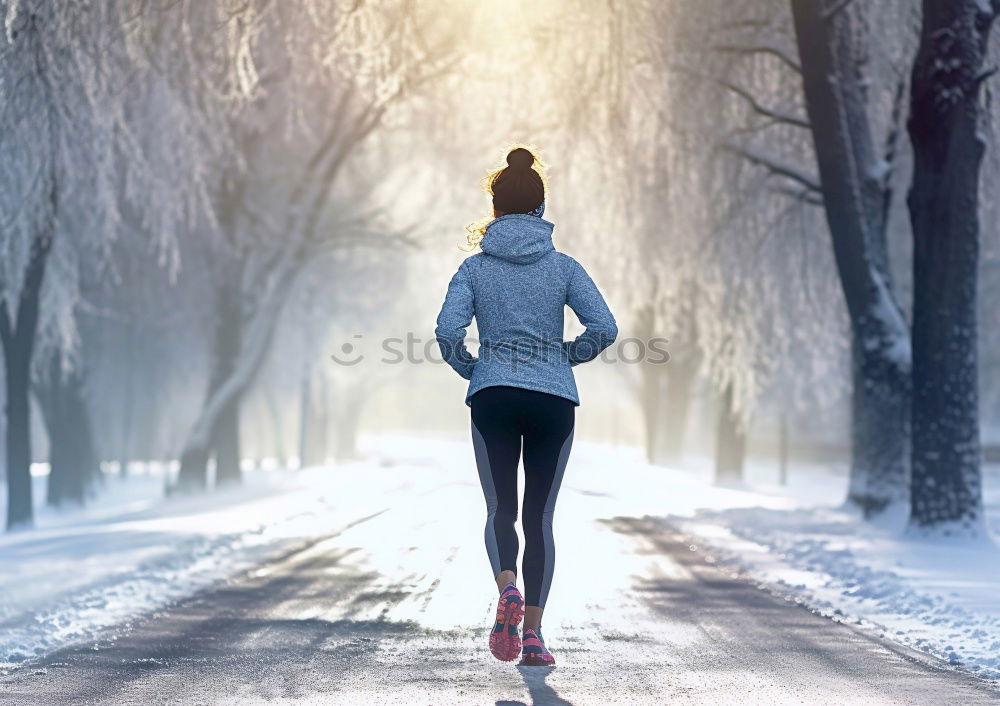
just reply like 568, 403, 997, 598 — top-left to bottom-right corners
1, 0, 999, 528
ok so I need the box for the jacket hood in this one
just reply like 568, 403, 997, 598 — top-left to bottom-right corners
480, 213, 555, 265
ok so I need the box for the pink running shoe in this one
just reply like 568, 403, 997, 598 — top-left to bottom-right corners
518, 628, 555, 667
489, 583, 524, 661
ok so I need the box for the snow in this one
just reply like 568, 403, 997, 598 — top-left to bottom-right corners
677, 508, 1000, 674
0, 460, 395, 670
569, 443, 1000, 683
865, 267, 912, 369
1, 434, 999, 686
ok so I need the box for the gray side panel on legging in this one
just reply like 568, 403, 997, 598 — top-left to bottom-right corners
471, 421, 502, 577
537, 427, 574, 608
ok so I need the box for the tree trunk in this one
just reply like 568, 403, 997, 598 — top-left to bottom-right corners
299, 371, 327, 468
175, 341, 228, 490
1, 230, 53, 530
35, 357, 100, 507
173, 443, 209, 493
659, 352, 697, 465
640, 358, 669, 464
714, 383, 746, 484
176, 276, 248, 490
2, 340, 34, 528
636, 301, 696, 466
634, 303, 664, 463
315, 374, 328, 465
118, 321, 135, 478
297, 363, 312, 469
906, 0, 996, 530
333, 383, 365, 462
177, 362, 242, 490
265, 388, 288, 467
791, 0, 911, 516
213, 395, 242, 486
845, 335, 911, 515
212, 288, 244, 487
175, 251, 298, 492
778, 414, 789, 486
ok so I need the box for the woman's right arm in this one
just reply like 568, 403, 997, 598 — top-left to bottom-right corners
563, 258, 618, 366
435, 260, 478, 380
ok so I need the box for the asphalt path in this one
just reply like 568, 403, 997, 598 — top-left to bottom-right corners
1, 480, 997, 705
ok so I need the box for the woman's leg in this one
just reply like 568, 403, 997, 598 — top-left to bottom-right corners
470, 388, 523, 592
520, 393, 575, 630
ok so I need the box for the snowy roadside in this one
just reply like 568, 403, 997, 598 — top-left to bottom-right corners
670, 502, 1000, 683
567, 444, 1000, 684
0, 452, 417, 670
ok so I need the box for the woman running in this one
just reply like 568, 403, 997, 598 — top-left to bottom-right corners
435, 146, 618, 666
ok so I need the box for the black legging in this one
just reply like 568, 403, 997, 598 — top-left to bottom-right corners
470, 385, 575, 609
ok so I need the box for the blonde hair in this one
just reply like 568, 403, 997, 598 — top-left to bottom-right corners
461, 143, 548, 252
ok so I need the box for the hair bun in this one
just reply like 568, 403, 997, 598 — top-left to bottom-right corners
506, 147, 535, 170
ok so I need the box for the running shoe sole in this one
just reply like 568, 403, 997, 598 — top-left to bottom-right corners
519, 630, 556, 667
489, 588, 524, 661
518, 652, 556, 667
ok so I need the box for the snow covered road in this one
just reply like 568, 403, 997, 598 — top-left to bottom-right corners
1, 443, 996, 705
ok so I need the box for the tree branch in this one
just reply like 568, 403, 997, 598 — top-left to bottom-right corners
974, 65, 999, 88
716, 78, 811, 129
0, 302, 12, 351
723, 141, 823, 193
879, 70, 907, 227
711, 43, 802, 74
822, 0, 858, 22
772, 184, 825, 206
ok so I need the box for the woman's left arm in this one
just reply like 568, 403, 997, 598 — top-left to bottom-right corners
563, 258, 618, 366
435, 260, 478, 380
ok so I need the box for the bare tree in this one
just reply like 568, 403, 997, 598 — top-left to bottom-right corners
790, 0, 913, 514
157, 1, 460, 491
1, 0, 184, 527
648, 0, 849, 482
33, 353, 99, 506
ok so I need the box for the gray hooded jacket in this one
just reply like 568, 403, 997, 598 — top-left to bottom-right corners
435, 206, 618, 406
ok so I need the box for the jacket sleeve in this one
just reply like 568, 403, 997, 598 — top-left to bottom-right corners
435, 260, 478, 380
563, 259, 618, 366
